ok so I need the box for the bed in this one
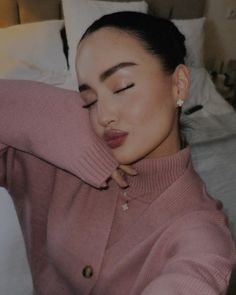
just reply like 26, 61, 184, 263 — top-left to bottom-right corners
0, 0, 235, 294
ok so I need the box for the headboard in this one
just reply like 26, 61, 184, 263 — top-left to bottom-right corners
0, 0, 206, 28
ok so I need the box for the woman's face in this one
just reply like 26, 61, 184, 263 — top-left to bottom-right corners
76, 28, 189, 164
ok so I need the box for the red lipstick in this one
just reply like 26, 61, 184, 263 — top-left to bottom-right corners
103, 129, 128, 149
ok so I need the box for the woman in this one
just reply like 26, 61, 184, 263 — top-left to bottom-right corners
0, 11, 235, 294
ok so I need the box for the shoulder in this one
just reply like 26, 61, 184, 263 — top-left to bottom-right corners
165, 209, 235, 259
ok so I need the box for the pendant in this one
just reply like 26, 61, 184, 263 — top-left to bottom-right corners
121, 201, 129, 211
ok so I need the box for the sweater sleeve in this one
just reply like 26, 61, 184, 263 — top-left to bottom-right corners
0, 143, 8, 188
0, 79, 118, 188
141, 215, 236, 295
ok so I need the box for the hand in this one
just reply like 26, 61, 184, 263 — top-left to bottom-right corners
109, 165, 138, 188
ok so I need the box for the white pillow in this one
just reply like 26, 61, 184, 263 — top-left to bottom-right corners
182, 67, 234, 117
172, 18, 205, 68
0, 20, 68, 80
0, 53, 68, 85
62, 0, 148, 89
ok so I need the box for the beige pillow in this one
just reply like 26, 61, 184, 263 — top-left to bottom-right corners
0, 20, 68, 75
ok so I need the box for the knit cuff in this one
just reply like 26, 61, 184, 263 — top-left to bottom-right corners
71, 141, 118, 188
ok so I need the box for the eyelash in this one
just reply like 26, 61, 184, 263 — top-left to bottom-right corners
82, 83, 135, 109
113, 83, 135, 94
82, 100, 98, 109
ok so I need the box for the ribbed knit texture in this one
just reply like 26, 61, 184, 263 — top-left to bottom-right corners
0, 80, 118, 188
107, 148, 190, 248
122, 147, 190, 197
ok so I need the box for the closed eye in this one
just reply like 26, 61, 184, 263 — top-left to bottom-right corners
82, 99, 98, 109
82, 83, 135, 108
113, 83, 135, 94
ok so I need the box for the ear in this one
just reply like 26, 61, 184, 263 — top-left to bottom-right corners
171, 64, 190, 103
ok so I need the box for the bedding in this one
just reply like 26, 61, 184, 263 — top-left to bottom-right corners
184, 111, 236, 144
183, 67, 234, 117
190, 128, 236, 241
172, 18, 205, 68
0, 188, 33, 295
0, 0, 236, 294
0, 54, 68, 84
0, 20, 69, 84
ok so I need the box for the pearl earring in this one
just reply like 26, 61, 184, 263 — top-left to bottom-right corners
176, 99, 184, 107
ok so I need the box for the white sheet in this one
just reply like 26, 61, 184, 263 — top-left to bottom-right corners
0, 188, 33, 294
188, 112, 236, 241
0, 53, 69, 86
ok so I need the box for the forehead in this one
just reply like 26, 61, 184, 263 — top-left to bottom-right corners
77, 27, 145, 58
76, 28, 159, 80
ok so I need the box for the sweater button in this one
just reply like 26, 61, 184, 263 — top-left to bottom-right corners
82, 265, 94, 278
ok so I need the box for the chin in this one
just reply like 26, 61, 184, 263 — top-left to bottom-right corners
112, 148, 147, 165
113, 155, 135, 165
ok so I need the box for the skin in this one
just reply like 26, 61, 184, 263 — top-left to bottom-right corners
76, 28, 189, 185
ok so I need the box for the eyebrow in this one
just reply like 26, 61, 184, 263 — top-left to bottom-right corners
78, 61, 137, 92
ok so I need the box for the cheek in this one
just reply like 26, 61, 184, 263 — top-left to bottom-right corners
88, 110, 101, 136
122, 86, 173, 127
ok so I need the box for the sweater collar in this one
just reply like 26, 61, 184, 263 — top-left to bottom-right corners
120, 147, 190, 198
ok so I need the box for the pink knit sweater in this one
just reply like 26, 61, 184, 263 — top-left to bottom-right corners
0, 80, 235, 295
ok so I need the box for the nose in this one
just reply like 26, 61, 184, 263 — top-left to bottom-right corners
96, 98, 118, 127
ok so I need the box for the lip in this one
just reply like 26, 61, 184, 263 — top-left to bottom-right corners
103, 129, 129, 149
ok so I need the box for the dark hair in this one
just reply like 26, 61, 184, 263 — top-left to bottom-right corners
79, 11, 186, 74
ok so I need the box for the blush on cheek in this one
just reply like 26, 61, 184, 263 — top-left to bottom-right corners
122, 93, 150, 124
125, 98, 163, 126
124, 106, 146, 124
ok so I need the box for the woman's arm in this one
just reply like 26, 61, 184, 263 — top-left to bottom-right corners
141, 215, 236, 295
0, 79, 118, 188
0, 143, 8, 188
